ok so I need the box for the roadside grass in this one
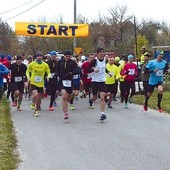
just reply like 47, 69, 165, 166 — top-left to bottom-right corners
132, 86, 170, 114
0, 98, 19, 170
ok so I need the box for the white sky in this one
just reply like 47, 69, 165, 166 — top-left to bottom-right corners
1, 0, 170, 30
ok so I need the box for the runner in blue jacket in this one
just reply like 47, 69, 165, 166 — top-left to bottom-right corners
0, 63, 9, 102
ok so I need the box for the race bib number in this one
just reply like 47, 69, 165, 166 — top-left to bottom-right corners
73, 75, 78, 79
62, 80, 71, 87
156, 70, 163, 76
50, 73, 55, 78
87, 73, 92, 79
128, 69, 135, 75
34, 76, 43, 82
3, 78, 7, 83
100, 67, 105, 73
15, 76, 22, 82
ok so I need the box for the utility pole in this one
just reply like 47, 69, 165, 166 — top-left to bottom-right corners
73, 0, 77, 53
134, 16, 138, 58
134, 16, 141, 92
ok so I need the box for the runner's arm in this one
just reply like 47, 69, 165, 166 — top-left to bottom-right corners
87, 59, 96, 73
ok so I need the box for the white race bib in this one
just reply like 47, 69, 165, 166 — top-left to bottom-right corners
15, 76, 22, 82
73, 75, 78, 79
3, 78, 7, 83
87, 73, 92, 79
50, 73, 55, 78
128, 69, 135, 75
156, 70, 163, 76
34, 76, 43, 82
62, 80, 71, 87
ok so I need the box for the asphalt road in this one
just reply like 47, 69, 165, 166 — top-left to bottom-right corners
11, 95, 170, 170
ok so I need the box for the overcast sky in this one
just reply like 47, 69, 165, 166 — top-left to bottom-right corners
1, 0, 170, 30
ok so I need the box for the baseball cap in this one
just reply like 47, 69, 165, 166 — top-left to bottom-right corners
51, 51, 57, 56
7, 55, 12, 60
81, 55, 86, 60
16, 55, 22, 60
144, 52, 150, 57
1, 54, 5, 59
128, 54, 134, 60
156, 50, 164, 56
36, 51, 43, 56
27, 55, 33, 60
115, 56, 120, 61
64, 50, 72, 56
97, 47, 104, 53
140, 46, 146, 50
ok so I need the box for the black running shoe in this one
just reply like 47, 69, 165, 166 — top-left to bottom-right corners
89, 98, 93, 106
38, 106, 41, 111
108, 103, 113, 108
100, 114, 106, 121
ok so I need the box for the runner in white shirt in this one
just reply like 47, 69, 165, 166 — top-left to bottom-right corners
87, 47, 107, 121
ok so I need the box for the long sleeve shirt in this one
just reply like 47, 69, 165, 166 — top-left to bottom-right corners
121, 62, 138, 82
0, 64, 9, 87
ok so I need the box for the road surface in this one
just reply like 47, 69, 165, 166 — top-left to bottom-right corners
11, 95, 170, 170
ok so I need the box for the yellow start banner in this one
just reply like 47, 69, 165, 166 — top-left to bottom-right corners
15, 22, 89, 37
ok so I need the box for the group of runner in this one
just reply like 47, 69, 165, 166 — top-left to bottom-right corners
0, 47, 169, 120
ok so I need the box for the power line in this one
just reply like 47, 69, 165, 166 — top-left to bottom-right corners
3, 0, 45, 22
0, 0, 34, 15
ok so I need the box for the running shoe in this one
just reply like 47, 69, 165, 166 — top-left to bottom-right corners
89, 105, 94, 109
80, 93, 84, 98
100, 114, 106, 121
158, 108, 163, 113
70, 105, 75, 110
6, 98, 10, 103
64, 113, 69, 120
38, 106, 41, 111
12, 102, 17, 107
53, 101, 57, 106
30, 102, 35, 110
34, 110, 39, 117
113, 97, 117, 101
128, 97, 132, 104
17, 106, 22, 111
49, 106, 54, 111
157, 104, 163, 113
143, 105, 148, 111
124, 103, 128, 108
108, 103, 113, 108
89, 98, 93, 107
75, 96, 78, 101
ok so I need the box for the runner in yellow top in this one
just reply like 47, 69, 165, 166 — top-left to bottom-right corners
26, 51, 51, 117
105, 56, 119, 108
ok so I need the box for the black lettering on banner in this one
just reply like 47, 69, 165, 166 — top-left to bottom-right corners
47, 25, 57, 35
59, 26, 68, 36
37, 25, 47, 35
69, 26, 78, 36
27, 25, 36, 34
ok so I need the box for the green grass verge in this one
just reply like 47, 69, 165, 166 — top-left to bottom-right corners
132, 86, 170, 114
0, 98, 20, 170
